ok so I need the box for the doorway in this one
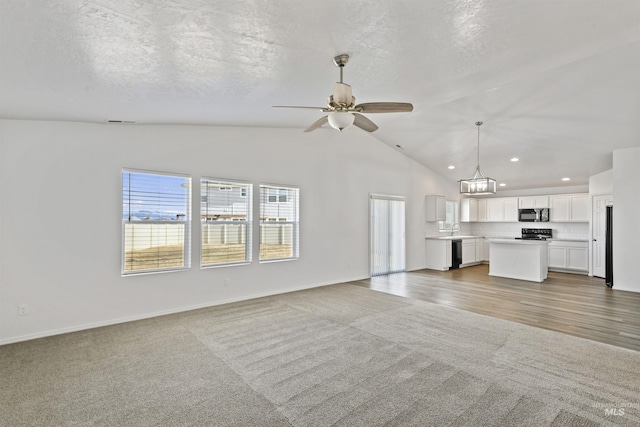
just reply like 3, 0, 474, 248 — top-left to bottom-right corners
370, 194, 406, 276
592, 194, 613, 278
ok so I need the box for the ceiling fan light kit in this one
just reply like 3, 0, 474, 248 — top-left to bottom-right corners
328, 112, 355, 131
273, 54, 413, 133
460, 121, 497, 195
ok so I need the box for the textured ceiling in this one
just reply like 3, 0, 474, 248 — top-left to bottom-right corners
1, 0, 639, 190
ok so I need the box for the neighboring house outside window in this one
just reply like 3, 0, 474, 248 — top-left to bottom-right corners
259, 185, 299, 261
201, 178, 252, 267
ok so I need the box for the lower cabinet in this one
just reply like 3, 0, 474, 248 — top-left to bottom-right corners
548, 241, 588, 273
425, 239, 452, 271
426, 238, 481, 270
481, 238, 490, 262
461, 239, 479, 266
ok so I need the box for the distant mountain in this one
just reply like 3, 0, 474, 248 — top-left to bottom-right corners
122, 210, 186, 221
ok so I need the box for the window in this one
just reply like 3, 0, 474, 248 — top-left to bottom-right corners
122, 170, 191, 275
267, 188, 288, 203
201, 178, 252, 267
439, 200, 459, 232
260, 185, 299, 261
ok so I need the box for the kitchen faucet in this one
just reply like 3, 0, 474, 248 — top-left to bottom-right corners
450, 223, 460, 236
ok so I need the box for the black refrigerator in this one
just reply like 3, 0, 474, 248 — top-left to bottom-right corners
605, 205, 613, 288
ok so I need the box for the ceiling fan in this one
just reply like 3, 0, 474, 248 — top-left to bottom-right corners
273, 54, 413, 132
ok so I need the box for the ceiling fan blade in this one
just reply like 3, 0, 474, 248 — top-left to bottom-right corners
304, 116, 328, 132
352, 113, 379, 132
355, 102, 413, 113
273, 105, 327, 111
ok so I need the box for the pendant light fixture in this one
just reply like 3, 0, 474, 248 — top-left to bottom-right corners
459, 121, 497, 195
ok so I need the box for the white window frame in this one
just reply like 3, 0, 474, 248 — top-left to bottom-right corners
200, 178, 252, 268
121, 169, 191, 276
438, 200, 459, 232
259, 184, 299, 262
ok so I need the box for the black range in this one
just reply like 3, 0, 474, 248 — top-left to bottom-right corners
515, 228, 552, 240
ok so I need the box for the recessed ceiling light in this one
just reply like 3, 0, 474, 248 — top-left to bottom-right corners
448, 165, 455, 170
562, 177, 571, 181
510, 157, 519, 162
499, 183, 506, 187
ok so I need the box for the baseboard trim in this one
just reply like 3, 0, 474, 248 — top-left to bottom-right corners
0, 275, 369, 346
548, 268, 588, 275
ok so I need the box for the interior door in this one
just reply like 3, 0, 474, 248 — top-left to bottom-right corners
592, 194, 613, 278
370, 195, 406, 276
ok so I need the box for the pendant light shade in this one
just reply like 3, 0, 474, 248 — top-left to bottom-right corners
460, 121, 497, 195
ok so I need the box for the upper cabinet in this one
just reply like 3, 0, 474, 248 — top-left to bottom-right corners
504, 198, 519, 221
549, 194, 589, 222
518, 196, 549, 209
486, 197, 519, 222
460, 198, 478, 222
425, 195, 446, 222
461, 193, 589, 223
477, 199, 488, 222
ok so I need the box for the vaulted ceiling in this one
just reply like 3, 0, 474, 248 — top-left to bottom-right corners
1, 1, 639, 190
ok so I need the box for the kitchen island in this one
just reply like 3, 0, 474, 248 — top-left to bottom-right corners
489, 239, 549, 282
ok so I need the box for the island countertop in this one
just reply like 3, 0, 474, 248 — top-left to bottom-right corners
489, 238, 549, 245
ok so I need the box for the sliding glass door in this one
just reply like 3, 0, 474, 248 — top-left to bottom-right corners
370, 194, 406, 276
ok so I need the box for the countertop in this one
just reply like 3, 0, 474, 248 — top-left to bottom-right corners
425, 235, 480, 240
426, 235, 588, 243
489, 238, 549, 245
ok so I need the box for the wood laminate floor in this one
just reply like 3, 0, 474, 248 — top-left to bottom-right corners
351, 264, 640, 352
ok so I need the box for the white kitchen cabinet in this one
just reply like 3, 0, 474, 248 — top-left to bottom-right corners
549, 194, 589, 222
481, 238, 490, 262
425, 239, 452, 271
487, 198, 503, 221
477, 199, 488, 222
426, 237, 481, 270
504, 198, 519, 222
519, 196, 549, 209
462, 239, 476, 265
486, 197, 519, 222
461, 238, 482, 266
460, 198, 478, 222
569, 194, 589, 222
425, 195, 446, 222
548, 241, 588, 273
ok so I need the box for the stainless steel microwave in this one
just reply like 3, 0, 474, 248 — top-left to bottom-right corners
518, 208, 549, 222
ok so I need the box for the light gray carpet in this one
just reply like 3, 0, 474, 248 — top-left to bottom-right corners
1, 283, 639, 426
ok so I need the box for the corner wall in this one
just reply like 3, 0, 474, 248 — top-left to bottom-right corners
612, 146, 640, 292
0, 119, 457, 343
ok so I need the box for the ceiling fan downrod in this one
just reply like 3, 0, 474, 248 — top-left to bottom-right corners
333, 54, 349, 83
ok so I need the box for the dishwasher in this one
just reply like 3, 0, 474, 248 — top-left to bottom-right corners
451, 239, 462, 269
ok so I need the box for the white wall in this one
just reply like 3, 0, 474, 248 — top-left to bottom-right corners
612, 147, 640, 293
0, 119, 458, 343
589, 169, 613, 195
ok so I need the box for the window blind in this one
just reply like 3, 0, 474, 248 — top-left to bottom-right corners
259, 184, 299, 261
370, 195, 406, 276
201, 178, 252, 267
122, 170, 191, 275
